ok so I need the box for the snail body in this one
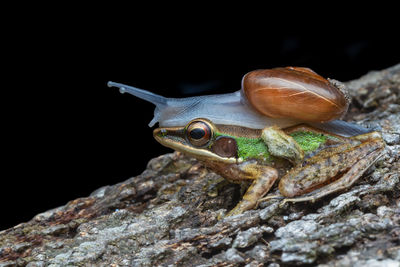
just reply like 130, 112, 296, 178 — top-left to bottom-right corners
108, 67, 364, 137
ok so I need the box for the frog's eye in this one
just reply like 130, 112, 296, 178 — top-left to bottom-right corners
186, 120, 212, 147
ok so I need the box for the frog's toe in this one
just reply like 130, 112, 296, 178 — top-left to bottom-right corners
278, 195, 317, 207
279, 199, 289, 208
225, 207, 245, 217
258, 194, 284, 203
225, 200, 254, 217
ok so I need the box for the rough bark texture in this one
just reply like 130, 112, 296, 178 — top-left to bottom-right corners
1, 65, 399, 267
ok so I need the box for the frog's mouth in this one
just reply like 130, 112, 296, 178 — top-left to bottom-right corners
153, 127, 238, 163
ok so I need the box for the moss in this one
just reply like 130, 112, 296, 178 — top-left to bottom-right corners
290, 131, 328, 152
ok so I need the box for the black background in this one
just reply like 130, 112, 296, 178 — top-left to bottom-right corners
2, 7, 399, 230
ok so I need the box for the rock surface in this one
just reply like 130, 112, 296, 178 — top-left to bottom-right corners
1, 64, 399, 266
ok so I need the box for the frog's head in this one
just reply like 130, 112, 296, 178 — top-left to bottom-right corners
153, 118, 239, 164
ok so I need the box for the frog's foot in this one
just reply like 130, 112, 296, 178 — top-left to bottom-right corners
278, 135, 385, 207
261, 126, 304, 165
225, 199, 255, 217
225, 166, 278, 217
278, 195, 325, 208
278, 197, 313, 208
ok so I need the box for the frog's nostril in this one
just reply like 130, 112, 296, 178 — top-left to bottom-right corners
160, 129, 167, 136
153, 128, 167, 137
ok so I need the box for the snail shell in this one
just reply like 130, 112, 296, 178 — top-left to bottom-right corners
242, 67, 349, 122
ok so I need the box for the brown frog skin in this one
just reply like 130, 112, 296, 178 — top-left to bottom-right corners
153, 119, 385, 217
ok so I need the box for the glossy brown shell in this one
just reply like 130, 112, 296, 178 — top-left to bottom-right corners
242, 67, 348, 122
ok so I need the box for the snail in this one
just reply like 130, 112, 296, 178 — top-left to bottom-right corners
108, 67, 363, 137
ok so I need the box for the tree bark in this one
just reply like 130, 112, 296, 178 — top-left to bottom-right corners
1, 64, 399, 267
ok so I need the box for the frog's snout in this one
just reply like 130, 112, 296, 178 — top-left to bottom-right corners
153, 128, 166, 145
153, 128, 164, 137
153, 127, 186, 146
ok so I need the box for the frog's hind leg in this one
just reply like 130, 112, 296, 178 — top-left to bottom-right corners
279, 133, 385, 207
280, 149, 384, 207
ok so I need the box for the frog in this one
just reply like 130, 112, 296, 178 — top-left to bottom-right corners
153, 118, 385, 216
108, 66, 386, 216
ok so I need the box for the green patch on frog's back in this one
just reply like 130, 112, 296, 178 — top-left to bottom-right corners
235, 136, 271, 161
212, 132, 270, 161
214, 131, 330, 161
289, 131, 328, 152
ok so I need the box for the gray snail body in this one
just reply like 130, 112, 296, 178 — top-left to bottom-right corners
108, 67, 367, 137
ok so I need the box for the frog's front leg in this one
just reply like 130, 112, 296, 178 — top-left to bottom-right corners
279, 131, 385, 205
223, 162, 278, 217
261, 126, 304, 164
